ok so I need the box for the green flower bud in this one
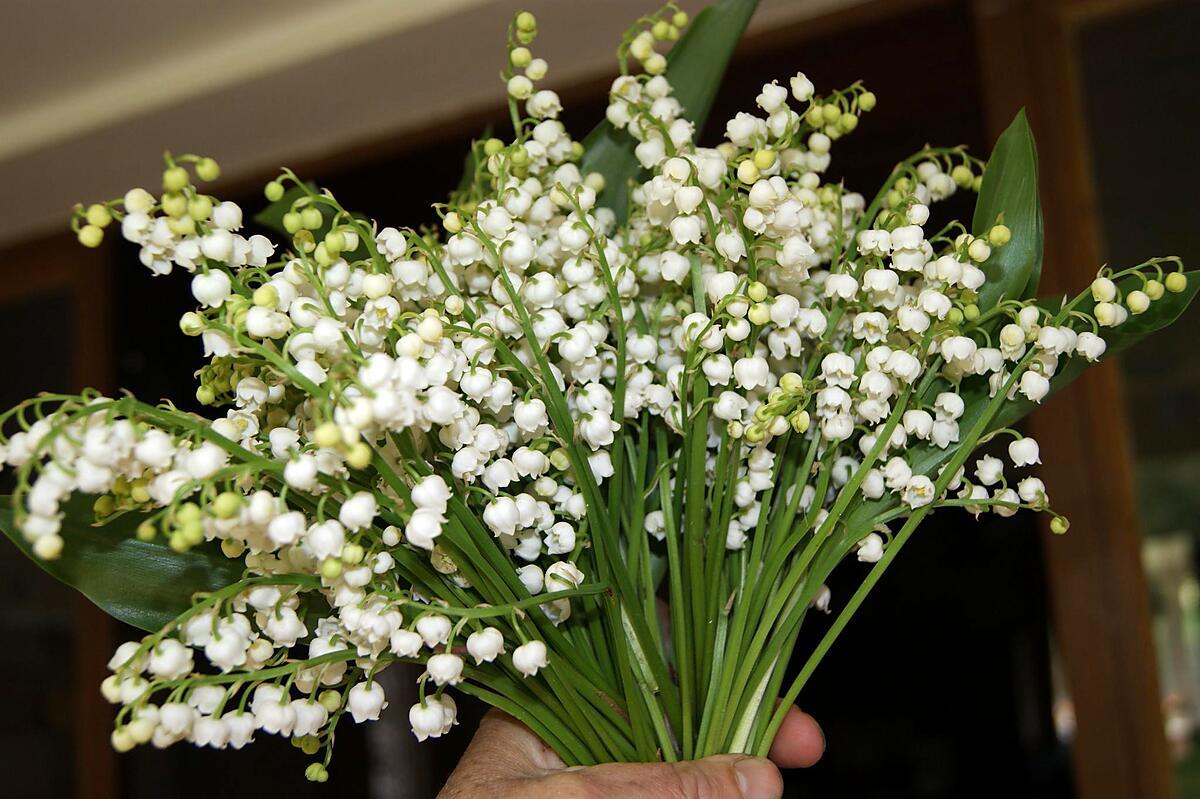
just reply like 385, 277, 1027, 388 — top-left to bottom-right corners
168, 216, 196, 236
314, 421, 342, 449
1050, 516, 1070, 534
196, 385, 216, 405
318, 690, 342, 713
753, 149, 777, 170
314, 243, 334, 267
341, 543, 365, 565
1145, 279, 1164, 300
187, 195, 213, 221
672, 10, 689, 26
264, 181, 285, 202
483, 137, 505, 156
181, 520, 205, 546
1166, 271, 1188, 293
300, 207, 323, 230
345, 442, 373, 470
212, 491, 242, 519
93, 495, 116, 516
652, 19, 670, 39
282, 211, 303, 234
515, 11, 536, 32
168, 532, 190, 553
988, 224, 1012, 247
179, 311, 205, 336
951, 164, 974, 188
195, 158, 220, 182
324, 230, 345, 255
304, 763, 329, 783
161, 192, 188, 218
221, 539, 245, 558
136, 521, 157, 541
444, 211, 463, 234
320, 557, 343, 580
510, 46, 532, 68
85, 203, 112, 228
253, 284, 278, 308
857, 91, 877, 111
130, 480, 151, 505
963, 303, 980, 321
821, 103, 841, 124
549, 448, 570, 470
77, 224, 104, 248
162, 166, 189, 193
1126, 289, 1150, 314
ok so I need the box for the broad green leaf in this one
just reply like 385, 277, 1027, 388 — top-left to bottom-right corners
974, 110, 1044, 308
845, 270, 1198, 532
1, 495, 244, 632
581, 0, 761, 221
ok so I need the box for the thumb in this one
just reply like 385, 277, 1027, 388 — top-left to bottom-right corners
547, 754, 783, 799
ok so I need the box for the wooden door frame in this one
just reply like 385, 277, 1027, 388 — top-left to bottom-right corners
972, 1, 1179, 798
0, 234, 118, 799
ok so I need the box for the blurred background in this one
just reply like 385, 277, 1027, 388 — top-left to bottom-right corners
0, 0, 1197, 796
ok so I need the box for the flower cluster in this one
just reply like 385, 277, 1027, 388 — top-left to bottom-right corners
3, 3, 1188, 777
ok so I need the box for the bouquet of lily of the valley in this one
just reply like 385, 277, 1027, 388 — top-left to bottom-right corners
2, 0, 1194, 781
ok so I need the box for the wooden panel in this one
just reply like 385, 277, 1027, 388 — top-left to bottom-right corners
972, 1, 1174, 798
0, 233, 117, 799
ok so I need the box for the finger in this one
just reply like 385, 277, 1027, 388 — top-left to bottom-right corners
439, 710, 564, 798
544, 754, 783, 799
767, 706, 824, 768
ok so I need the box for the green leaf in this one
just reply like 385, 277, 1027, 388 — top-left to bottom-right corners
0, 495, 244, 632
581, 0, 761, 221
974, 109, 1044, 308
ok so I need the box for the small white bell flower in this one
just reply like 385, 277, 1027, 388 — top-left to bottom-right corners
512, 640, 549, 677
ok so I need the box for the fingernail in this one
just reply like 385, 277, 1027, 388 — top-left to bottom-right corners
733, 757, 782, 799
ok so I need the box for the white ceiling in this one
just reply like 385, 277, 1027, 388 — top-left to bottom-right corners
0, 0, 868, 246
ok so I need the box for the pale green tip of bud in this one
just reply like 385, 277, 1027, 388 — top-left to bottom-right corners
162, 165, 189, 193
77, 224, 104, 248
1050, 516, 1070, 535
85, 203, 112, 228
314, 421, 342, 449
195, 157, 220, 182
320, 557, 343, 580
346, 442, 372, 470
1165, 271, 1188, 293
212, 491, 242, 519
515, 11, 537, 33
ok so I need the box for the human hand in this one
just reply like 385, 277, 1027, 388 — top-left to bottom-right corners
438, 707, 823, 798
